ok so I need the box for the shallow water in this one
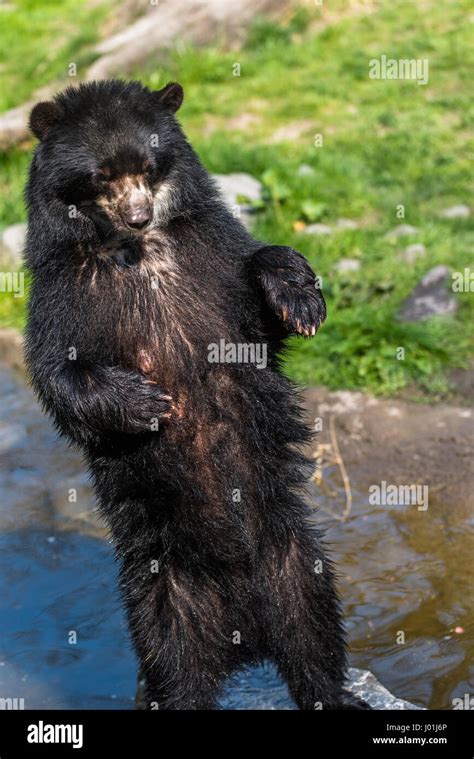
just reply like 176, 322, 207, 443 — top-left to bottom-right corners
0, 366, 472, 709
310, 476, 474, 710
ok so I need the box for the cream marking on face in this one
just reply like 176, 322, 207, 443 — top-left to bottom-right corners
113, 175, 142, 202
152, 180, 175, 226
76, 254, 95, 288
96, 196, 113, 213
128, 182, 149, 208
96, 174, 153, 231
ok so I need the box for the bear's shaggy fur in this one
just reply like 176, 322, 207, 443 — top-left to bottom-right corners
25, 80, 367, 710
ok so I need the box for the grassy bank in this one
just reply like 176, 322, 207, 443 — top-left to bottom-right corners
1, 0, 473, 396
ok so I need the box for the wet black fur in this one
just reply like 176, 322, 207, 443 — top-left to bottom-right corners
25, 80, 368, 710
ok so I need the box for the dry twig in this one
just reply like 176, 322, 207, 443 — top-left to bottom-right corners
310, 414, 353, 522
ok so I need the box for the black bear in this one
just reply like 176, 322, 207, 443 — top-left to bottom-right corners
25, 80, 367, 710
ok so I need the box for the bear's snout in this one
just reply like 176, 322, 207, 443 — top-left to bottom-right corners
98, 174, 154, 233
122, 199, 152, 230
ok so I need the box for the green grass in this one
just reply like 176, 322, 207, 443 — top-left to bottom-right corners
1, 0, 473, 395
0, 0, 114, 112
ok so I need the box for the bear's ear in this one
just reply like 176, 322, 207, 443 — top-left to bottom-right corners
29, 101, 64, 141
153, 82, 184, 113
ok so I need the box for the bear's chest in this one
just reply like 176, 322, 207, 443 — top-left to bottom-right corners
93, 238, 233, 383
87, 238, 260, 505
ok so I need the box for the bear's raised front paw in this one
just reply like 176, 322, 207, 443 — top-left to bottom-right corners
278, 280, 326, 337
250, 245, 326, 337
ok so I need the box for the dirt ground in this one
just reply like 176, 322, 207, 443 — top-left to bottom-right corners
303, 386, 473, 514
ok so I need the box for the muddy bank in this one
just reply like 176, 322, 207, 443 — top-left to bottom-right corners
303, 387, 473, 513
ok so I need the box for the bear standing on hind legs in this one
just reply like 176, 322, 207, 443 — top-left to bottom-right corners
25, 79, 370, 710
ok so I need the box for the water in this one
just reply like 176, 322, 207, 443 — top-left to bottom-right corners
310, 476, 474, 710
0, 528, 135, 709
0, 365, 472, 709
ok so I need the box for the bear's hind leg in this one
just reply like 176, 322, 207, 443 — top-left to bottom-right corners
262, 529, 369, 710
124, 563, 237, 710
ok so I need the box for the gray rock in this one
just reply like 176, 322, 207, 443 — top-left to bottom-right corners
398, 265, 458, 322
304, 223, 332, 236
335, 218, 359, 230
297, 164, 316, 177
401, 243, 426, 264
347, 668, 423, 710
385, 224, 418, 240
421, 264, 450, 287
335, 258, 361, 273
438, 204, 470, 219
0, 222, 26, 266
213, 173, 262, 228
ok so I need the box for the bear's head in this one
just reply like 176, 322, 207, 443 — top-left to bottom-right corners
27, 80, 208, 238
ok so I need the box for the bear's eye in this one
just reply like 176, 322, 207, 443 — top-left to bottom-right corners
96, 171, 110, 183
143, 160, 155, 177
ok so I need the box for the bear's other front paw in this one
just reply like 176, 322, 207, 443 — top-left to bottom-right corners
250, 245, 326, 337
106, 369, 174, 434
127, 381, 173, 434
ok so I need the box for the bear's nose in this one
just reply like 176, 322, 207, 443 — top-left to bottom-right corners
123, 204, 152, 230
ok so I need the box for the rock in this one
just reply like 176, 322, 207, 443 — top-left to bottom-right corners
347, 669, 423, 710
448, 366, 474, 403
304, 223, 332, 236
335, 218, 359, 230
213, 173, 262, 229
398, 265, 457, 322
334, 258, 360, 273
420, 264, 450, 287
0, 222, 26, 266
213, 172, 262, 205
400, 243, 426, 264
438, 204, 470, 219
296, 164, 316, 178
385, 224, 418, 240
